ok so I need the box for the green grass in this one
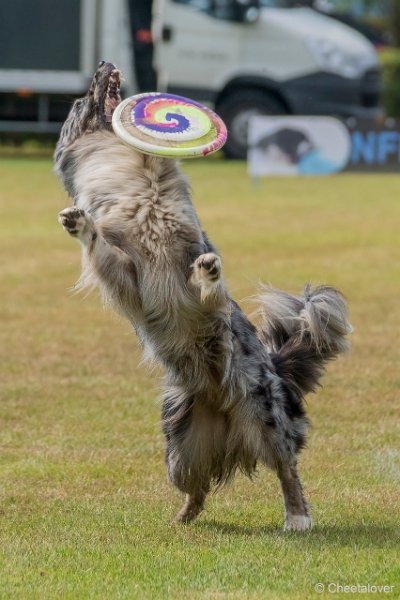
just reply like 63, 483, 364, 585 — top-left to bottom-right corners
0, 158, 399, 599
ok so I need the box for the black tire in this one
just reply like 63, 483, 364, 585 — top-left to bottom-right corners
217, 89, 287, 160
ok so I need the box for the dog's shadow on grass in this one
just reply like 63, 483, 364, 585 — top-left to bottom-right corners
198, 520, 399, 548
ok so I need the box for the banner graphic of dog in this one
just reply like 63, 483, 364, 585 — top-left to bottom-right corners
248, 116, 400, 176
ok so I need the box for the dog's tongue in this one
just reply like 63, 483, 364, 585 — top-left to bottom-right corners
104, 96, 119, 122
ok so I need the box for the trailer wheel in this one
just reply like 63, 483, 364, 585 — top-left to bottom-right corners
217, 89, 287, 159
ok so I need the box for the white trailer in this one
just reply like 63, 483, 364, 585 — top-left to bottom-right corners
0, 0, 135, 133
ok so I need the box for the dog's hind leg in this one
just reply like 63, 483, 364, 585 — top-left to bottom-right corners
167, 444, 211, 524
276, 459, 312, 532
163, 392, 227, 523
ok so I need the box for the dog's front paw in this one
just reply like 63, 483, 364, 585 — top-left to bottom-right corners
193, 253, 221, 284
191, 253, 222, 303
58, 207, 96, 243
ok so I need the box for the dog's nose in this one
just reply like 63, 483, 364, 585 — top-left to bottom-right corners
98, 60, 105, 67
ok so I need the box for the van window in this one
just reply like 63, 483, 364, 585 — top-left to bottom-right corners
259, 1, 311, 6
172, 0, 212, 10
171, 0, 260, 21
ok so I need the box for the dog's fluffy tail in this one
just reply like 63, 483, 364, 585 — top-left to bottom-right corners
258, 284, 352, 396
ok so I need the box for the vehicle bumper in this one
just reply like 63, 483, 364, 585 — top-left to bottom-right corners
282, 68, 384, 120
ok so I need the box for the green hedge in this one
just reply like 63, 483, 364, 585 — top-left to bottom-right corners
380, 48, 400, 118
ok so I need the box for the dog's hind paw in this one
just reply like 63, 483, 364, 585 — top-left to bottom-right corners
174, 507, 202, 524
174, 502, 204, 524
58, 207, 96, 244
284, 514, 312, 532
174, 491, 206, 524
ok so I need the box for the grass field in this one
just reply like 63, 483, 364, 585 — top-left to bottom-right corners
0, 158, 399, 599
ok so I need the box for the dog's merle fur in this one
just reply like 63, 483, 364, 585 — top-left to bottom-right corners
54, 62, 351, 531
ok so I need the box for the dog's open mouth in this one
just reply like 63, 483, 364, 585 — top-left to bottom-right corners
103, 68, 121, 123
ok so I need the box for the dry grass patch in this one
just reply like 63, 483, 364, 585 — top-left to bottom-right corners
0, 158, 399, 599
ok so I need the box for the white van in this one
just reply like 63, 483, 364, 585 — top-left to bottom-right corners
155, 0, 383, 158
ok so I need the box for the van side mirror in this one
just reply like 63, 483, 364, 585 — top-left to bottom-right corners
237, 0, 260, 23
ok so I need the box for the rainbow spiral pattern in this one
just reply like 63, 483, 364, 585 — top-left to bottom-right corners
112, 93, 227, 158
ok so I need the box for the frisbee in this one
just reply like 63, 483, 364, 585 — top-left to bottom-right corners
112, 92, 227, 158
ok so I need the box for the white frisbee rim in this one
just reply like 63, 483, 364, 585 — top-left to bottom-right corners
112, 93, 227, 158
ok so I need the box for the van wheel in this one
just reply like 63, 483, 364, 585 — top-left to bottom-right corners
217, 89, 287, 159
